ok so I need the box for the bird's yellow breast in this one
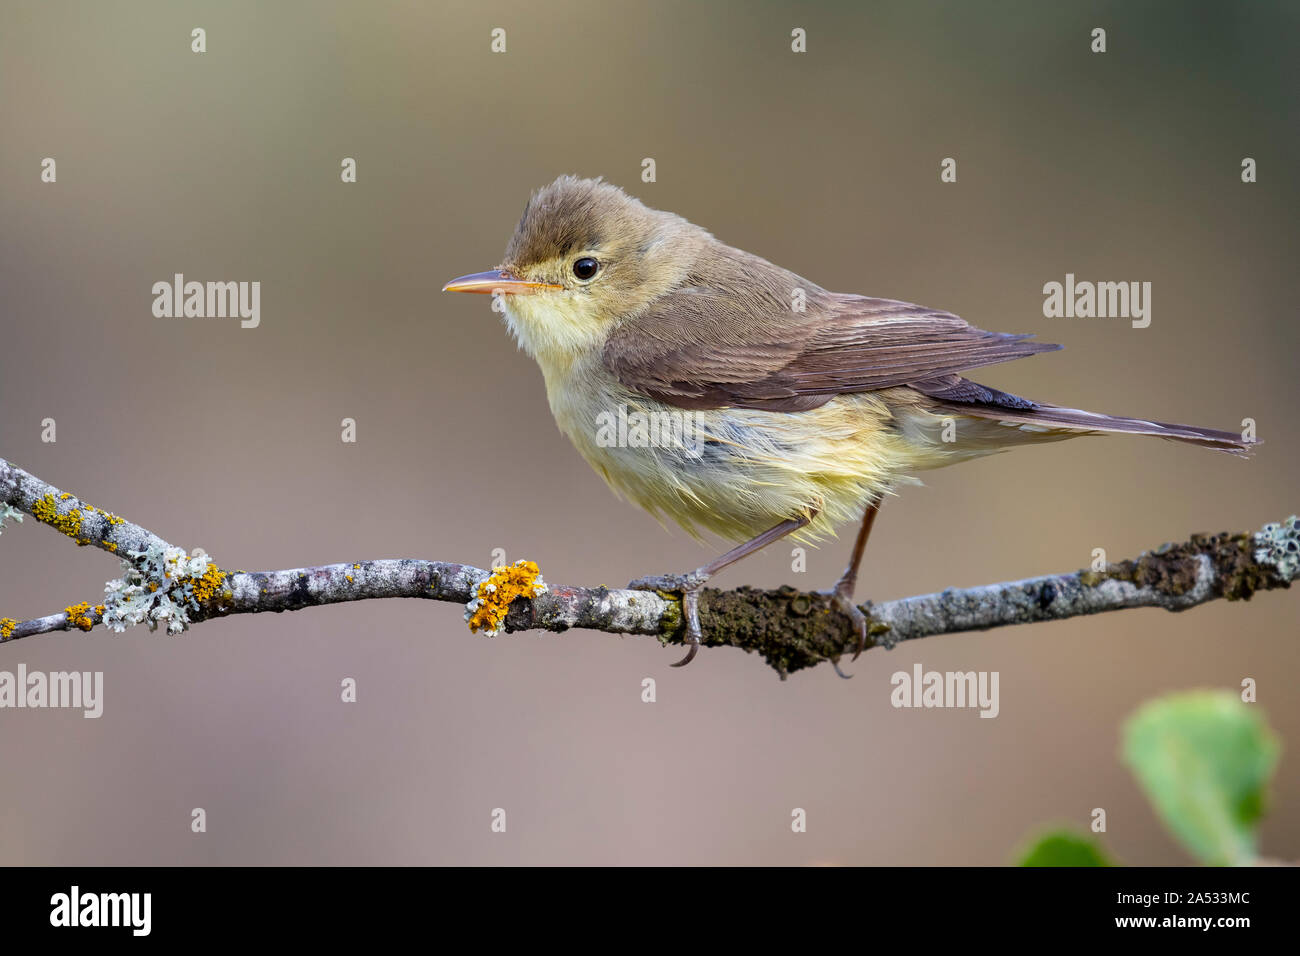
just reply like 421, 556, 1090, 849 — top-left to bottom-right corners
529, 347, 964, 543
501, 296, 1011, 544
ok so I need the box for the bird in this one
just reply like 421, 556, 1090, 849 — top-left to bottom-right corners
443, 175, 1255, 671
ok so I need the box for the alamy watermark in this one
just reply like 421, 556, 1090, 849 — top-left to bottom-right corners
594, 405, 705, 457
890, 663, 999, 718
1042, 273, 1150, 328
50, 886, 150, 935
0, 665, 102, 717
152, 274, 260, 328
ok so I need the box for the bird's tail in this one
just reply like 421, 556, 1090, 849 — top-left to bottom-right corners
944, 401, 1257, 457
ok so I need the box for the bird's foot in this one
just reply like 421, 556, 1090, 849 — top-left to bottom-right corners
628, 571, 708, 667
815, 581, 871, 678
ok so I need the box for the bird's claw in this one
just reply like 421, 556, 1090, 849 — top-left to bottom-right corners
814, 584, 871, 675
628, 573, 705, 667
671, 638, 699, 668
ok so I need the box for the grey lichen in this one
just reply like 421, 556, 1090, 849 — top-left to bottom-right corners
0, 503, 22, 535
102, 544, 227, 635
1254, 516, 1300, 582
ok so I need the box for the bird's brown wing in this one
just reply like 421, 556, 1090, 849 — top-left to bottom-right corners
602, 284, 1060, 412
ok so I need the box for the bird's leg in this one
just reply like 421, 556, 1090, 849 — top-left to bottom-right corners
823, 500, 882, 667
629, 510, 817, 667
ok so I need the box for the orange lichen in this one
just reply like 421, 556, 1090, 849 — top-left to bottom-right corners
29, 493, 122, 546
189, 563, 226, 606
0, 618, 17, 640
32, 493, 87, 543
465, 560, 547, 636
64, 602, 95, 631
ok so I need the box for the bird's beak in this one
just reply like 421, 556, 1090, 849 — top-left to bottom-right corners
441, 270, 562, 295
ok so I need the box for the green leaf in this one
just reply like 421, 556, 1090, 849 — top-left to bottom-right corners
1018, 830, 1114, 867
1122, 690, 1280, 866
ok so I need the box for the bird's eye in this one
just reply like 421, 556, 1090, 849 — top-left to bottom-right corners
572, 257, 600, 281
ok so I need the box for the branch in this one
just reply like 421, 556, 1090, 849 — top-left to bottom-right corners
1, 456, 1295, 676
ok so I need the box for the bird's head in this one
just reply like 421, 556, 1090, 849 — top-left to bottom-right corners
443, 176, 709, 361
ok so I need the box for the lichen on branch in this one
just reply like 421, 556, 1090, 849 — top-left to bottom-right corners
465, 560, 548, 636
0, 455, 1295, 676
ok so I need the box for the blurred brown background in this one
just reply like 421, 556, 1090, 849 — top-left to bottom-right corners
0, 0, 1296, 865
